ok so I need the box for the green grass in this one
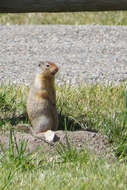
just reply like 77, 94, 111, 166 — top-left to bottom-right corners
0, 131, 127, 190
0, 133, 127, 190
1, 82, 127, 157
1, 11, 127, 25
1, 82, 127, 189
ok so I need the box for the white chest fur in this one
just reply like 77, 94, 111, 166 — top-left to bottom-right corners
34, 75, 42, 89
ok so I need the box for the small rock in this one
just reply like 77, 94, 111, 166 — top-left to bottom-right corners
44, 130, 59, 142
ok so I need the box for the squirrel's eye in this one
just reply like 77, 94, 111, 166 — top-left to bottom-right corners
46, 64, 50, 67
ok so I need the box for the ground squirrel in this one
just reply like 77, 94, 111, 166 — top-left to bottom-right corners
16, 61, 59, 136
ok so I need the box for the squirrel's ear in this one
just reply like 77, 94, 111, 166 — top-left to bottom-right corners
38, 61, 44, 67
39, 61, 45, 67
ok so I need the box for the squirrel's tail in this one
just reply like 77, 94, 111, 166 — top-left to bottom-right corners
14, 124, 32, 134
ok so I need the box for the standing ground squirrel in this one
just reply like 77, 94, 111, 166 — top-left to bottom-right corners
16, 61, 59, 136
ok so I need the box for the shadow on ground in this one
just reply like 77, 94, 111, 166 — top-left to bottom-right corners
0, 111, 98, 133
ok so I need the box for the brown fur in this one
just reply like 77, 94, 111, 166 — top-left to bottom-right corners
16, 61, 59, 135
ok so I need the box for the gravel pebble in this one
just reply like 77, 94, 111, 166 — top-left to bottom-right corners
0, 25, 127, 85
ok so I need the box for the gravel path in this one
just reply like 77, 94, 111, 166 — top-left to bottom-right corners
0, 25, 127, 85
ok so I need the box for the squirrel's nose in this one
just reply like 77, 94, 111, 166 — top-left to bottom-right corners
51, 67, 58, 75
55, 67, 59, 73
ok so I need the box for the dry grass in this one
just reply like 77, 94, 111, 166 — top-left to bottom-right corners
1, 11, 127, 25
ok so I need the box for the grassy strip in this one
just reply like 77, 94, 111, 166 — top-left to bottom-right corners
1, 11, 127, 25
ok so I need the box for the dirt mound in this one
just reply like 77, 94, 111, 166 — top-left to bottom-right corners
0, 130, 114, 159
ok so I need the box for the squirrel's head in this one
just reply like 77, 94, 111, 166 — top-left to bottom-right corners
38, 61, 59, 77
